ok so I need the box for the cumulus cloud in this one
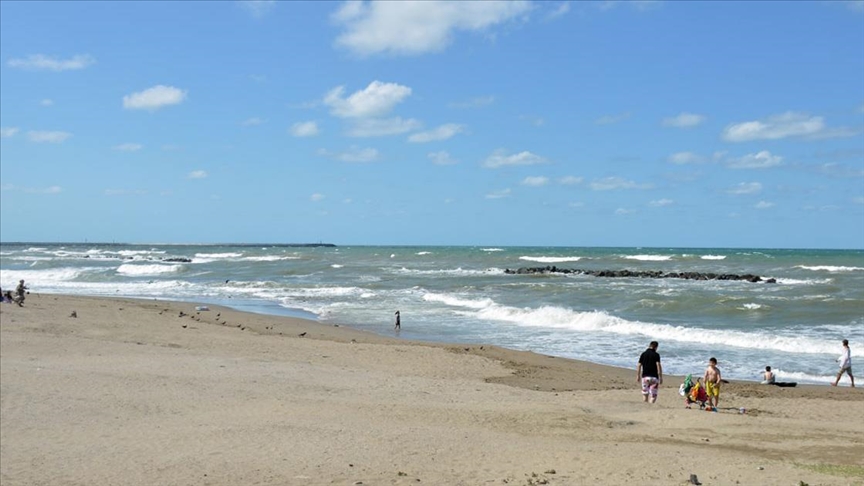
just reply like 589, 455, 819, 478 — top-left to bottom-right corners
594, 112, 631, 125
521, 176, 549, 187
27, 130, 72, 143
546, 2, 570, 19
482, 149, 546, 168
123, 85, 187, 111
242, 117, 266, 126
428, 151, 458, 165
8, 54, 95, 71
559, 176, 583, 185
727, 182, 762, 195
310, 193, 325, 202
485, 188, 512, 199
290, 121, 320, 137
754, 201, 775, 209
332, 1, 531, 56
720, 112, 856, 142
448, 95, 495, 109
318, 146, 380, 163
589, 176, 652, 191
188, 170, 208, 179
662, 112, 706, 128
113, 143, 143, 152
668, 151, 706, 165
726, 150, 783, 169
1, 127, 19, 138
408, 123, 465, 142
649, 198, 674, 207
324, 81, 411, 118
348, 117, 421, 137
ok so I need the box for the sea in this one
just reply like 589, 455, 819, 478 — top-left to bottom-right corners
1, 243, 862, 385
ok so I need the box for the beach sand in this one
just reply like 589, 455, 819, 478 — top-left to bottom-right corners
2, 294, 862, 485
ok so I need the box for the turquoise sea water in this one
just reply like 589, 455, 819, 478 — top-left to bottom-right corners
2, 243, 862, 385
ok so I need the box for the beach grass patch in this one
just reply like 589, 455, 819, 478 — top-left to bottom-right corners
795, 463, 864, 478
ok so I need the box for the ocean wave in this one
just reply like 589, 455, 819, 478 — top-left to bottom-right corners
0, 267, 105, 285
518, 256, 582, 263
423, 292, 495, 310
796, 265, 864, 272
481, 248, 505, 252
331, 264, 344, 268
242, 255, 300, 262
772, 369, 837, 384
701, 255, 727, 260
771, 277, 833, 285
117, 263, 183, 276
623, 254, 673, 261
468, 303, 852, 356
195, 252, 243, 259
394, 267, 504, 276
740, 303, 765, 310
416, 251, 432, 255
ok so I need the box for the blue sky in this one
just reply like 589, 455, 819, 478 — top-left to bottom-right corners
1, 1, 863, 248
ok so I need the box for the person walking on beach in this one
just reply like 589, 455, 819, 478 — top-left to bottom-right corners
394, 310, 401, 330
704, 357, 722, 410
14, 279, 28, 307
637, 341, 662, 403
832, 339, 855, 387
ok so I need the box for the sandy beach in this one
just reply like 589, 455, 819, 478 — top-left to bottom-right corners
1, 293, 862, 486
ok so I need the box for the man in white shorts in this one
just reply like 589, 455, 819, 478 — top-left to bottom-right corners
637, 341, 663, 403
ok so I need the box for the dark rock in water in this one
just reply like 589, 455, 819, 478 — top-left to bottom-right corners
162, 257, 192, 263
504, 267, 775, 283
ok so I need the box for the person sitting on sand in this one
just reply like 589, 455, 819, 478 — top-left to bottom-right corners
761, 366, 775, 385
703, 357, 721, 411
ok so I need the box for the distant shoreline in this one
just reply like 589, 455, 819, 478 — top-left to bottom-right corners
0, 242, 338, 248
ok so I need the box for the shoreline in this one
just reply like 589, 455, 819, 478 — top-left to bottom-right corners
2, 293, 862, 485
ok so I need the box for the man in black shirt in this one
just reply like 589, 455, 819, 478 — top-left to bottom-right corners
637, 341, 663, 403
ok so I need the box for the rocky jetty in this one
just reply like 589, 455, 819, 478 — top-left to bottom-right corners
504, 266, 776, 283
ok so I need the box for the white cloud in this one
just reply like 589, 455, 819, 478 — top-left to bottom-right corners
853, 196, 864, 205
485, 188, 512, 199
348, 117, 421, 137
726, 150, 783, 169
40, 99, 54, 107
324, 81, 411, 118
482, 149, 546, 168
662, 112, 706, 128
290, 121, 320, 137
113, 143, 143, 152
519, 115, 545, 127
720, 112, 854, 142
123, 85, 187, 111
310, 193, 325, 202
408, 123, 465, 143
546, 2, 570, 19
846, 0, 864, 11
1, 184, 62, 194
668, 151, 706, 164
242, 117, 266, 126
27, 130, 72, 143
188, 170, 208, 179
448, 95, 495, 109
521, 176, 549, 187
589, 176, 652, 191
559, 176, 583, 185
595, 112, 631, 125
332, 1, 531, 56
318, 146, 380, 163
727, 182, 762, 195
649, 198, 674, 207
428, 151, 458, 165
615, 208, 635, 215
239, 0, 276, 17
8, 54, 95, 71
754, 201, 775, 209
0, 127, 19, 138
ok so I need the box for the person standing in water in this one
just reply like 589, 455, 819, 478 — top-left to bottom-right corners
394, 310, 401, 330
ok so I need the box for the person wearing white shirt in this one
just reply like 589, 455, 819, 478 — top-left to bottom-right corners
832, 339, 855, 387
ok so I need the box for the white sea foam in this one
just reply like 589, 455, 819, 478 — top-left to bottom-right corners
242, 255, 300, 262
467, 302, 850, 356
117, 263, 182, 276
623, 254, 673, 261
796, 265, 864, 272
481, 248, 504, 252
772, 369, 838, 384
331, 264, 344, 268
741, 303, 763, 310
23, 247, 48, 252
195, 252, 243, 259
395, 267, 503, 276
423, 292, 495, 310
416, 251, 432, 255
701, 255, 726, 260
518, 256, 582, 263
772, 277, 833, 285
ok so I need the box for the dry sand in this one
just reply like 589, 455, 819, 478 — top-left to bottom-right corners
1, 293, 862, 486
